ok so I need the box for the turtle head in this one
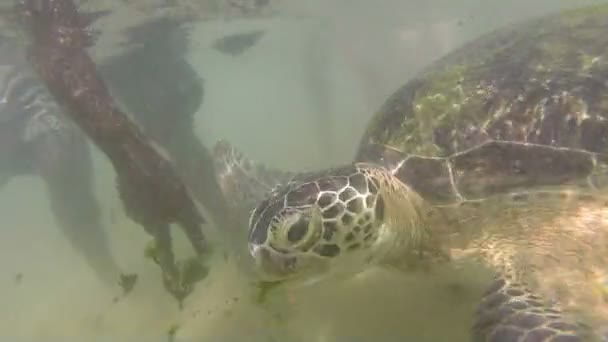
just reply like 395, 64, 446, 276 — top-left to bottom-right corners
247, 165, 388, 286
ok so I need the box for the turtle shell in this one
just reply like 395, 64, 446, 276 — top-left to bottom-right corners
355, 5, 608, 203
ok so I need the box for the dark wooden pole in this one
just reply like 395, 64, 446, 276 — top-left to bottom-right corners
16, 0, 208, 302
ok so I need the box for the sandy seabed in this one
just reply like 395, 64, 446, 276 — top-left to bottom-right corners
0, 173, 489, 342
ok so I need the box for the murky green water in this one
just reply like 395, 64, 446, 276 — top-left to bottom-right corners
1, 0, 607, 341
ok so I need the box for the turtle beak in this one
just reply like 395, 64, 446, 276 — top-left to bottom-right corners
250, 245, 297, 281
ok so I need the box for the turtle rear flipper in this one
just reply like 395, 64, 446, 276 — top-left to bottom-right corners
213, 140, 295, 218
212, 30, 266, 56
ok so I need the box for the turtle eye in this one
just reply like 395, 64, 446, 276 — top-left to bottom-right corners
287, 217, 309, 243
279, 209, 323, 251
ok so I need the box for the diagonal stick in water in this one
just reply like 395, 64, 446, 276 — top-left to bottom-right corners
16, 0, 209, 301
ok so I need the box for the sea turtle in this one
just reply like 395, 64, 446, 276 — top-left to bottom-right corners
213, 4, 608, 341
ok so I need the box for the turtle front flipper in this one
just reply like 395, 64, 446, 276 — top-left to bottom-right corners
474, 276, 595, 341
213, 140, 296, 219
462, 190, 608, 342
